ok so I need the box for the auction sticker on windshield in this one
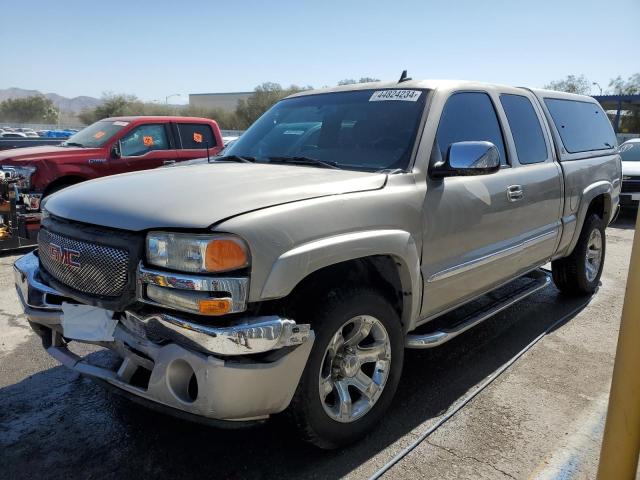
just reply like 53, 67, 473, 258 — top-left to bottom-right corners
369, 90, 422, 102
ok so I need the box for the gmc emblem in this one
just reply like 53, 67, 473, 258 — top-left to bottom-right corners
48, 243, 81, 268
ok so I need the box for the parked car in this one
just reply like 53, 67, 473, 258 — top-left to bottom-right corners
15, 128, 39, 137
619, 138, 640, 207
0, 132, 28, 138
0, 116, 224, 212
15, 80, 620, 448
222, 135, 239, 146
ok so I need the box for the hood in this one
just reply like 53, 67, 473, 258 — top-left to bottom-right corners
44, 162, 387, 231
0, 145, 103, 164
622, 161, 640, 177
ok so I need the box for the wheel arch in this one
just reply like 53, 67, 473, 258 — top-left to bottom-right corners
43, 175, 87, 197
564, 182, 612, 256
260, 230, 422, 332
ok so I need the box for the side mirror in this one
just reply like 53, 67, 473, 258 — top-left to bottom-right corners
432, 141, 501, 178
111, 142, 121, 159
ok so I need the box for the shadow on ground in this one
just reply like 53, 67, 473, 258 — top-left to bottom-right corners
0, 284, 590, 480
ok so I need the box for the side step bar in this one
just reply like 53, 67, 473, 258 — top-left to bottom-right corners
406, 269, 551, 349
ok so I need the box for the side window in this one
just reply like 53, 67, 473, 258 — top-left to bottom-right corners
436, 92, 508, 166
178, 123, 216, 149
120, 124, 169, 157
500, 94, 548, 165
544, 98, 617, 153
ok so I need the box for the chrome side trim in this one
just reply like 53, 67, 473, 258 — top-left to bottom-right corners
137, 264, 249, 313
122, 312, 311, 356
427, 230, 557, 283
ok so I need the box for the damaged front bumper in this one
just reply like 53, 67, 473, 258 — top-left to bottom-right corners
14, 251, 314, 423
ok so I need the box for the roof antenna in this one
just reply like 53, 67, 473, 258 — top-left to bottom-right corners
398, 70, 411, 83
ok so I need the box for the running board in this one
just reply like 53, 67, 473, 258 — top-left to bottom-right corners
405, 269, 551, 349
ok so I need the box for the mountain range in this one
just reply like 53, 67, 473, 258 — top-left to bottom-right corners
0, 88, 102, 113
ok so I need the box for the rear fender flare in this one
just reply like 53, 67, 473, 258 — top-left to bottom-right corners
566, 181, 613, 254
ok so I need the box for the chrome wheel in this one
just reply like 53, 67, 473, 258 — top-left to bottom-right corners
318, 315, 391, 423
585, 228, 603, 282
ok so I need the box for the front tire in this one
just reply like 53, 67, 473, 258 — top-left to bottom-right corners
289, 287, 404, 449
552, 213, 606, 295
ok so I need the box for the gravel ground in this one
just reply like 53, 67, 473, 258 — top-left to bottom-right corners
0, 211, 636, 480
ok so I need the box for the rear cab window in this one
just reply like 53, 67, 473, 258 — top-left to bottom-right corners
177, 123, 216, 149
500, 94, 548, 165
544, 98, 617, 154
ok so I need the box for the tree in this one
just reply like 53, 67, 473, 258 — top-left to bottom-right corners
608, 73, 640, 133
78, 92, 140, 124
338, 77, 380, 85
0, 95, 59, 123
608, 74, 640, 95
544, 74, 592, 95
235, 82, 309, 128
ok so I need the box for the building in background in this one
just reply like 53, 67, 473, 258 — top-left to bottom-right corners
189, 92, 252, 112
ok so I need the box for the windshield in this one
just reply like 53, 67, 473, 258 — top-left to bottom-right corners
62, 120, 129, 148
620, 142, 640, 161
225, 89, 428, 171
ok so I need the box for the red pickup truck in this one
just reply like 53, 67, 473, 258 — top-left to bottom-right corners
0, 116, 224, 211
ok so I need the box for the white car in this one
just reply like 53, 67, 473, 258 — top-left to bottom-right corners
0, 131, 28, 138
14, 128, 39, 138
619, 138, 640, 207
222, 135, 239, 146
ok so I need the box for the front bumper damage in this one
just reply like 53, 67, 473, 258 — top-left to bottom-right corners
14, 251, 314, 423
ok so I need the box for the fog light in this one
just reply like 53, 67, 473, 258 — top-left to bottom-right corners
146, 284, 232, 316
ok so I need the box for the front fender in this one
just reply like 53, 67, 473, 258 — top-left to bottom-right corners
261, 229, 422, 329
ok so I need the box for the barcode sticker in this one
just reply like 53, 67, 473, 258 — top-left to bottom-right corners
369, 90, 422, 102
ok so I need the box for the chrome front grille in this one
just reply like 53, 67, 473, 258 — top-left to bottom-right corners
38, 229, 129, 297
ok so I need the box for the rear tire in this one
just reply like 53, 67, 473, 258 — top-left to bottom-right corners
552, 213, 605, 295
288, 287, 404, 449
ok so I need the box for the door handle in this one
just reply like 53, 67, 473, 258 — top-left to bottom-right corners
163, 160, 176, 165
507, 185, 524, 202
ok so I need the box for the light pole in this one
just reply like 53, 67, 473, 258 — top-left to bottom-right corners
592, 82, 603, 96
165, 93, 181, 104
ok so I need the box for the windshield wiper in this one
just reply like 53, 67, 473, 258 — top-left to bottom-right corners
213, 154, 256, 164
268, 156, 340, 170
62, 141, 85, 147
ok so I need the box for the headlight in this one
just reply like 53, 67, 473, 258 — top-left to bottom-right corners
0, 165, 37, 190
146, 232, 250, 273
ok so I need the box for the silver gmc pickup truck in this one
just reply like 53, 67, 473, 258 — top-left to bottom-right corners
14, 79, 621, 448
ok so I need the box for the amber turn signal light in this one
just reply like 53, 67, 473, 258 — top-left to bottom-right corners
199, 298, 232, 315
205, 239, 248, 272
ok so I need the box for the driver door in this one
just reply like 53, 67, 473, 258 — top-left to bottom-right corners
118, 123, 178, 171
421, 91, 550, 319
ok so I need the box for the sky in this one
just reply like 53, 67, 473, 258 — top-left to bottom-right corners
1, 0, 638, 103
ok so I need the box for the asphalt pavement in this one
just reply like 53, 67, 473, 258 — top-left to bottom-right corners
0, 211, 636, 480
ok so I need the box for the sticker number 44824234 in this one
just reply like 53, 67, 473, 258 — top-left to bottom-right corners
369, 90, 422, 102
